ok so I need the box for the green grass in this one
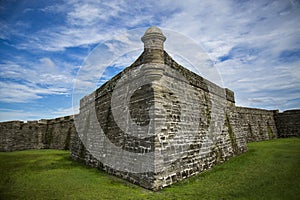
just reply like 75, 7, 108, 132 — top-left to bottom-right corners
0, 138, 299, 200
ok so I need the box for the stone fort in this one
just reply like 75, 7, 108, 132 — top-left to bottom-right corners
1, 27, 299, 191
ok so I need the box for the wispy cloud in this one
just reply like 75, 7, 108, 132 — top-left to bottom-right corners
0, 106, 78, 122
158, 0, 300, 110
0, 81, 69, 103
0, 108, 41, 122
0, 0, 299, 121
51, 106, 78, 117
0, 57, 75, 103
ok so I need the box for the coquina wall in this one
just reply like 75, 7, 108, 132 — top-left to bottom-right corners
275, 109, 300, 138
70, 52, 280, 190
234, 107, 277, 142
0, 27, 298, 191
70, 50, 249, 190
0, 107, 280, 153
0, 120, 45, 151
0, 115, 76, 152
70, 27, 278, 190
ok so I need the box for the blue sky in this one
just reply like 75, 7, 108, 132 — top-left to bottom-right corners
0, 0, 299, 122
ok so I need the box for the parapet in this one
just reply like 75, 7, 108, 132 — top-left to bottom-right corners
225, 88, 235, 103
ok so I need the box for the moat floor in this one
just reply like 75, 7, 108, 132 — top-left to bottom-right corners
0, 138, 299, 200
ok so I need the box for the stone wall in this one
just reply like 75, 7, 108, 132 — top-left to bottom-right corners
234, 107, 277, 142
70, 46, 250, 190
70, 58, 282, 190
275, 109, 300, 138
42, 116, 77, 150
0, 26, 298, 191
69, 27, 283, 190
150, 52, 248, 189
70, 63, 158, 189
0, 115, 76, 152
0, 120, 45, 151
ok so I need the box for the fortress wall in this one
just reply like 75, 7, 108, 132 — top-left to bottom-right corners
70, 65, 157, 189
150, 57, 248, 189
0, 26, 298, 191
234, 107, 277, 142
70, 57, 250, 190
0, 120, 44, 151
275, 109, 300, 138
68, 49, 288, 190
0, 115, 76, 152
43, 116, 77, 150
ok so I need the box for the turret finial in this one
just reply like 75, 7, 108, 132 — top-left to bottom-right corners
141, 26, 166, 50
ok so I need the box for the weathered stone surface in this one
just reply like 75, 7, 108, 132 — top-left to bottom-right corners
234, 107, 278, 142
275, 109, 300, 138
0, 26, 299, 191
0, 120, 44, 151
70, 27, 259, 190
0, 115, 76, 152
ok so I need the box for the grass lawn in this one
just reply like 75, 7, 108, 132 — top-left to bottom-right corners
0, 138, 299, 200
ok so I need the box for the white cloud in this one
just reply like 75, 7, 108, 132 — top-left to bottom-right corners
156, 0, 300, 110
0, 58, 75, 103
66, 1, 123, 26
51, 106, 78, 116
0, 106, 78, 122
0, 109, 40, 122
1, 0, 299, 122
0, 81, 69, 103
39, 57, 57, 72
12, 1, 140, 52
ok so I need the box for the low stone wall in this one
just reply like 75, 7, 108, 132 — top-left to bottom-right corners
234, 107, 277, 142
275, 109, 300, 138
0, 115, 76, 152
43, 116, 77, 150
0, 120, 45, 151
